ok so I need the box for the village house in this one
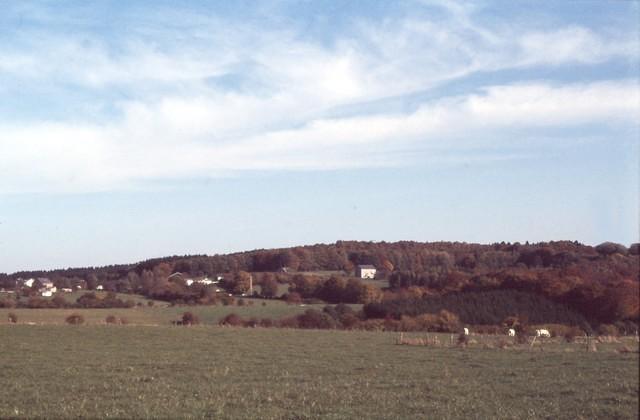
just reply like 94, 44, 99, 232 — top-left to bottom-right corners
39, 278, 54, 289
355, 265, 377, 279
20, 278, 36, 288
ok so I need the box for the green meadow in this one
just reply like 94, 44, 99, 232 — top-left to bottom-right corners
0, 325, 637, 419
0, 299, 326, 325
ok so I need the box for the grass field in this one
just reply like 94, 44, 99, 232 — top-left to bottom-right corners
0, 300, 333, 325
0, 326, 637, 419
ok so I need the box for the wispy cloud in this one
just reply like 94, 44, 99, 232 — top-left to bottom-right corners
1, 79, 636, 193
0, 1, 637, 193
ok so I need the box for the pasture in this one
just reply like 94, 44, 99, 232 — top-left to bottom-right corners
0, 299, 329, 325
0, 326, 637, 419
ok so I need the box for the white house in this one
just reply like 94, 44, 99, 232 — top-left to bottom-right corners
356, 265, 377, 279
22, 278, 36, 288
96, 285, 104, 290
39, 278, 54, 289
41, 290, 53, 297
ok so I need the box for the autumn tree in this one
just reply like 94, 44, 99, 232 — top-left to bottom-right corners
228, 271, 252, 295
260, 273, 279, 298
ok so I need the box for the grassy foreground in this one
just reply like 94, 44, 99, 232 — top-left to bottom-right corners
0, 326, 637, 419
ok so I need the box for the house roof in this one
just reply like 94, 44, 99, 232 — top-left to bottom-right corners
357, 265, 376, 269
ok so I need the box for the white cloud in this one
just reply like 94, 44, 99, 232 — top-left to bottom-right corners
1, 80, 637, 193
0, 2, 638, 194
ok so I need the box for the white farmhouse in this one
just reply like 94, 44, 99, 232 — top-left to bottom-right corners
41, 290, 53, 297
356, 265, 377, 279
39, 278, 54, 289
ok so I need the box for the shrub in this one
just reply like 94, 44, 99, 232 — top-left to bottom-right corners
597, 324, 619, 337
259, 318, 274, 328
285, 292, 302, 304
564, 326, 583, 343
0, 298, 16, 308
340, 313, 361, 329
296, 309, 337, 329
277, 316, 300, 329
119, 317, 129, 325
7, 312, 17, 323
246, 317, 259, 327
52, 296, 68, 308
105, 315, 118, 324
147, 300, 154, 307
65, 313, 85, 325
237, 298, 246, 306
181, 312, 200, 326
219, 313, 244, 326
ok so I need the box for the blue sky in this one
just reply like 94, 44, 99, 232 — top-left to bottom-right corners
0, 1, 638, 273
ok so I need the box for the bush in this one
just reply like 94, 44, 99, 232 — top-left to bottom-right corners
259, 318, 274, 328
219, 313, 244, 326
7, 312, 17, 323
296, 309, 337, 329
564, 326, 583, 343
181, 312, 200, 326
597, 324, 619, 337
221, 296, 235, 306
51, 296, 68, 308
105, 315, 118, 324
119, 317, 129, 325
246, 317, 259, 327
65, 313, 85, 325
285, 292, 302, 304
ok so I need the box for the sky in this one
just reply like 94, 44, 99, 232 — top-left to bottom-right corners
0, 0, 638, 273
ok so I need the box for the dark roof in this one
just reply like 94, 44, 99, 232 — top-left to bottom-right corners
357, 265, 376, 269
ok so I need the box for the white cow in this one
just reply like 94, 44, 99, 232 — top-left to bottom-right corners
535, 329, 551, 338
508, 328, 516, 337
463, 327, 469, 336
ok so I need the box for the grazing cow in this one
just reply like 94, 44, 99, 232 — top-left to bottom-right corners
463, 327, 469, 336
508, 328, 516, 337
535, 328, 551, 338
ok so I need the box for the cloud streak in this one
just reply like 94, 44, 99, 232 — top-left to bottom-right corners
1, 80, 637, 193
0, 1, 638, 193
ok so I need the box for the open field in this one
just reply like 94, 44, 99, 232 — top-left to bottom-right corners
0, 300, 336, 325
0, 326, 637, 419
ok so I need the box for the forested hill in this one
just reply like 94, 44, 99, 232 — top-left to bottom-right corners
4, 240, 638, 284
1, 240, 638, 326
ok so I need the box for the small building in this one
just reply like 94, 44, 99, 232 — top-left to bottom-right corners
96, 285, 104, 291
39, 278, 54, 289
356, 265, 377, 279
196, 277, 214, 286
41, 290, 53, 297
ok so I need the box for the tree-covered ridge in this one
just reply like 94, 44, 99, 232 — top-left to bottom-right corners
1, 240, 638, 326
